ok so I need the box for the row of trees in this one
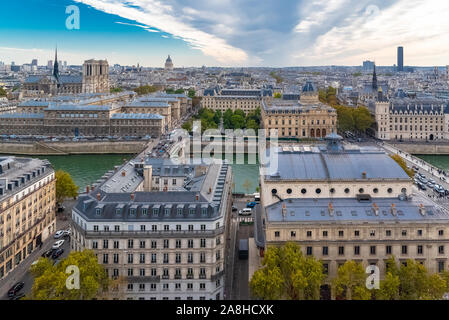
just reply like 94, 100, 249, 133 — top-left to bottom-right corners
319, 87, 374, 134
182, 108, 261, 133
250, 243, 449, 300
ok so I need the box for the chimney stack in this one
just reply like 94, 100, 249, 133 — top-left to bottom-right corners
372, 203, 379, 216
362, 171, 367, 179
282, 203, 287, 219
96, 193, 101, 201
86, 185, 90, 193
419, 204, 426, 216
391, 203, 397, 216
122, 171, 126, 177
131, 193, 135, 201
195, 193, 199, 201
328, 203, 334, 216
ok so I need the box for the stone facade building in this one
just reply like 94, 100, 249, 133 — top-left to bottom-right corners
0, 157, 56, 280
261, 82, 337, 139
70, 157, 233, 300
82, 59, 110, 94
260, 135, 449, 290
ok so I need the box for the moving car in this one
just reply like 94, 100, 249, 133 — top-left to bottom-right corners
239, 208, 252, 216
7, 282, 24, 298
52, 239, 65, 249
246, 201, 257, 208
42, 249, 54, 258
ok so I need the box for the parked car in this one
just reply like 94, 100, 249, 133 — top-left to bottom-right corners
57, 205, 65, 213
42, 249, 54, 258
11, 293, 26, 300
7, 282, 24, 298
52, 239, 65, 249
231, 206, 238, 212
64, 228, 71, 237
246, 201, 257, 208
52, 248, 64, 259
54, 230, 65, 239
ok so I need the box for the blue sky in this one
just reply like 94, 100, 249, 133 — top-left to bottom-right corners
0, 0, 448, 67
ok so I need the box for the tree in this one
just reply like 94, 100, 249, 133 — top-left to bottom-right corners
55, 170, 78, 204
390, 154, 414, 178
231, 114, 245, 129
134, 85, 160, 95
246, 119, 259, 130
273, 92, 282, 99
250, 243, 324, 300
333, 261, 371, 300
335, 106, 355, 132
223, 109, 234, 129
175, 88, 185, 94
234, 109, 246, 118
0, 87, 7, 97
29, 250, 109, 300
188, 89, 195, 98
353, 107, 374, 132
110, 87, 123, 93
376, 271, 400, 300
182, 120, 193, 132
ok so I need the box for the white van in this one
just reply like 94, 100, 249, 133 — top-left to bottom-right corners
239, 208, 252, 216
254, 193, 260, 202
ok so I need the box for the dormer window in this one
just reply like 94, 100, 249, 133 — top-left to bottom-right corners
152, 208, 159, 215
142, 208, 148, 215
130, 208, 136, 216
116, 208, 121, 215
95, 208, 101, 215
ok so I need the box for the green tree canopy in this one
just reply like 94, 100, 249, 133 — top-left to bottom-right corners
0, 87, 7, 97
188, 89, 195, 98
353, 107, 374, 132
390, 154, 414, 178
230, 114, 245, 129
332, 261, 371, 300
134, 85, 160, 95
29, 250, 109, 300
55, 170, 78, 204
250, 243, 324, 300
110, 87, 123, 93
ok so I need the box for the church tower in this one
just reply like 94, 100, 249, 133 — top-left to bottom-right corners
53, 46, 59, 80
372, 63, 378, 91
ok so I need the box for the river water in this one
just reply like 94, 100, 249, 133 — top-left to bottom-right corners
4, 153, 261, 194
7, 153, 444, 195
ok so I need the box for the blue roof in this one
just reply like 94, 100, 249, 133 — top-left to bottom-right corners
111, 113, 164, 120
266, 197, 449, 223
45, 104, 111, 111
266, 146, 410, 181
302, 81, 316, 92
125, 101, 170, 108
18, 100, 50, 107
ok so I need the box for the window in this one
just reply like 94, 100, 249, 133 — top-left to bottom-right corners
370, 230, 375, 237
301, 188, 307, 194
338, 230, 344, 237
139, 240, 145, 248
323, 264, 329, 275
200, 239, 206, 248
402, 230, 407, 236
128, 239, 134, 249
438, 261, 445, 273
354, 230, 360, 237
344, 188, 350, 194
386, 230, 392, 237
359, 188, 364, 194
439, 230, 444, 236
330, 188, 335, 194
401, 246, 407, 255
274, 231, 280, 238
354, 246, 360, 255
291, 231, 296, 238
306, 247, 313, 256
315, 188, 321, 194
151, 241, 157, 249
417, 229, 423, 236
373, 188, 378, 193
439, 246, 445, 254
128, 254, 134, 264
338, 246, 344, 255
417, 245, 423, 255
286, 188, 292, 194
322, 231, 328, 237
307, 231, 312, 237
370, 246, 376, 255
322, 247, 328, 256
271, 189, 277, 194
387, 188, 393, 194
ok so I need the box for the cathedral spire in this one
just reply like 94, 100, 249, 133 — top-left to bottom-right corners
53, 45, 59, 80
372, 63, 378, 90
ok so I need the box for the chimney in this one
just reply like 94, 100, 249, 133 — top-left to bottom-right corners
195, 193, 199, 201
282, 203, 287, 219
419, 204, 426, 216
328, 203, 334, 216
122, 171, 126, 177
86, 185, 90, 193
96, 193, 101, 201
391, 203, 397, 216
208, 187, 212, 194
131, 193, 135, 201
362, 171, 367, 179
372, 203, 379, 216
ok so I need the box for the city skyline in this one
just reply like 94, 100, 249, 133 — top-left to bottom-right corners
0, 0, 449, 67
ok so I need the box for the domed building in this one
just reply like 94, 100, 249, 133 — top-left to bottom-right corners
164, 55, 173, 71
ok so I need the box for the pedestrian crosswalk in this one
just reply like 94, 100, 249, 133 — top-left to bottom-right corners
238, 216, 254, 223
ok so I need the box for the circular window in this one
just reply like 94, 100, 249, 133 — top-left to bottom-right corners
287, 188, 292, 194
401, 188, 407, 194
301, 188, 307, 194
316, 188, 322, 194
387, 188, 393, 194
330, 188, 336, 194
373, 188, 379, 194
344, 188, 350, 194
271, 188, 278, 194
359, 188, 364, 194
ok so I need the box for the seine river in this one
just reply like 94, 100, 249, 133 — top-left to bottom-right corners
6, 153, 261, 194
7, 153, 445, 195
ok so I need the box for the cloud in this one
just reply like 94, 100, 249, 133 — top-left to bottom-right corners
114, 21, 159, 32
73, 0, 248, 64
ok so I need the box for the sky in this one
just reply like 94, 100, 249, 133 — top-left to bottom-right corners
0, 0, 448, 67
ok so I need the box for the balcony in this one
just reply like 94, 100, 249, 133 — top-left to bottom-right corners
127, 276, 160, 283
162, 275, 169, 280
174, 274, 182, 280
199, 274, 207, 279
186, 274, 194, 280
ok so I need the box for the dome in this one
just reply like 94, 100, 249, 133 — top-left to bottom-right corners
166, 55, 172, 63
